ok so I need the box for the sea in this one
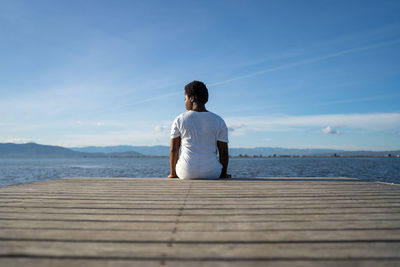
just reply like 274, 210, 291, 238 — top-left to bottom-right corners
0, 157, 399, 186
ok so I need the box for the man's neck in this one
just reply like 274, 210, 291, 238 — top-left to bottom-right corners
192, 103, 207, 112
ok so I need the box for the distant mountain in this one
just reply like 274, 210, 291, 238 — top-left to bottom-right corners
69, 145, 400, 157
0, 143, 143, 158
107, 151, 144, 157
2, 143, 398, 158
72, 145, 344, 156
0, 143, 86, 158
71, 145, 169, 156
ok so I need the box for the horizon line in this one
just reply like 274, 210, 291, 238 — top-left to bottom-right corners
1, 142, 399, 152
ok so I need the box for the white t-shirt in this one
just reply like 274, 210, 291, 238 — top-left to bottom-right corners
170, 110, 228, 179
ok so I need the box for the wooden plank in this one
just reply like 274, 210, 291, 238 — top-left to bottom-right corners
1, 177, 400, 266
1, 259, 399, 267
1, 240, 400, 258
2, 220, 400, 231
2, 206, 400, 214
1, 228, 400, 241
1, 213, 400, 222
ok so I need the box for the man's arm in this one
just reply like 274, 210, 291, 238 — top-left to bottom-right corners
217, 141, 229, 178
168, 136, 181, 178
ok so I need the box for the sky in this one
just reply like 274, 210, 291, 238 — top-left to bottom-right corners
1, 0, 399, 150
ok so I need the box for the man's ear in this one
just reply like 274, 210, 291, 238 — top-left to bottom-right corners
189, 96, 195, 103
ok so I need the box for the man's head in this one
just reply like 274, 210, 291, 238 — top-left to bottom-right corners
184, 81, 209, 105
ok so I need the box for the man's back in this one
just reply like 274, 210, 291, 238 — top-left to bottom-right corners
171, 110, 228, 178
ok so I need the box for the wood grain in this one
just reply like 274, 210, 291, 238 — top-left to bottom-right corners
1, 177, 399, 266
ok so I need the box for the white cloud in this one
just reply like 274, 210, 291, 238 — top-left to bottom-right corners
0, 138, 36, 144
321, 126, 340, 135
74, 120, 123, 127
226, 113, 400, 132
154, 125, 169, 132
228, 123, 246, 132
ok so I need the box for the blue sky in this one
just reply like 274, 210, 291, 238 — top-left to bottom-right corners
1, 0, 399, 150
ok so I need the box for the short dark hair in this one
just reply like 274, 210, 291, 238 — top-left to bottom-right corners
184, 81, 209, 104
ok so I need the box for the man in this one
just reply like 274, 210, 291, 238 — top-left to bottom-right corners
168, 81, 230, 179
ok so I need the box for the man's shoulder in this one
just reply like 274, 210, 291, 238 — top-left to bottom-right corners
207, 111, 226, 124
175, 111, 226, 124
174, 112, 187, 120
173, 112, 191, 125
208, 111, 223, 119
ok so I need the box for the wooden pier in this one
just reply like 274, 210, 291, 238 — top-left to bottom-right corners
0, 177, 399, 266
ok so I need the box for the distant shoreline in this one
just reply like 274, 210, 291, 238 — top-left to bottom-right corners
1, 143, 399, 159
1, 155, 399, 159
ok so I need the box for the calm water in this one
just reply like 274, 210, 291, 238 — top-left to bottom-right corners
0, 157, 399, 186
